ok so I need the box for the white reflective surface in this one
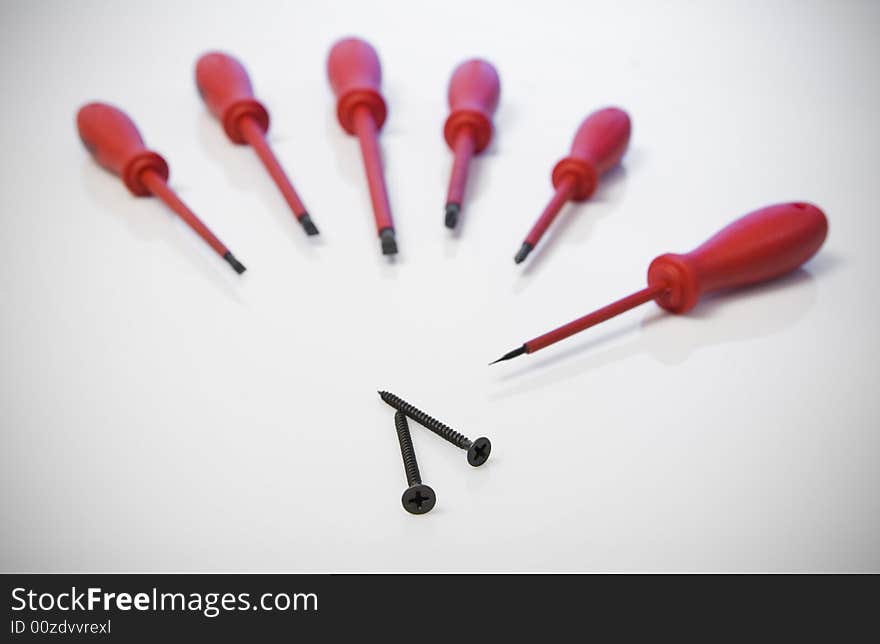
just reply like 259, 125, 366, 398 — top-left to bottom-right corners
1, 0, 878, 571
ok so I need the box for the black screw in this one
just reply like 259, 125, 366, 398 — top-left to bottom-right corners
379, 391, 492, 467
394, 411, 436, 515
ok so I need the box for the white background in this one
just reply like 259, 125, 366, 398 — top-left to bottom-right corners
1, 0, 878, 571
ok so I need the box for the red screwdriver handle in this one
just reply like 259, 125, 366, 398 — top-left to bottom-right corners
444, 59, 500, 153
648, 202, 828, 313
76, 102, 169, 196
552, 107, 631, 200
327, 37, 387, 135
195, 52, 269, 144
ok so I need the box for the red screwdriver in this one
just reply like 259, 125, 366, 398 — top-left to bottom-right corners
443, 59, 500, 229
77, 102, 246, 274
327, 37, 397, 255
514, 107, 631, 264
196, 51, 318, 236
492, 202, 828, 363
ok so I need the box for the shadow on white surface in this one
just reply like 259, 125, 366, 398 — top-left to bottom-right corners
321, 105, 410, 264
441, 165, 488, 257
490, 253, 840, 399
80, 160, 245, 301
194, 111, 321, 259
514, 152, 637, 282
444, 144, 500, 243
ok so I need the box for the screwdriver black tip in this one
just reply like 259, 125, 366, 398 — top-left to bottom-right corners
444, 203, 460, 229
223, 251, 247, 274
299, 213, 319, 236
380, 228, 398, 255
514, 242, 533, 264
490, 345, 527, 365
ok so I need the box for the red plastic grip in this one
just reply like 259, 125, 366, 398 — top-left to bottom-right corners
195, 52, 269, 144
648, 202, 828, 313
76, 102, 169, 196
327, 37, 387, 135
444, 59, 500, 153
552, 107, 631, 200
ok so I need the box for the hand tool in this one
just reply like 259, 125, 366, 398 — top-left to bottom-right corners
327, 37, 397, 255
514, 107, 631, 264
492, 202, 828, 363
394, 411, 436, 515
379, 391, 491, 466
196, 52, 319, 236
443, 59, 500, 229
77, 103, 246, 274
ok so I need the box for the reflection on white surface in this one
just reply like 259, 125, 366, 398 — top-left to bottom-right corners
493, 260, 829, 399
79, 159, 246, 302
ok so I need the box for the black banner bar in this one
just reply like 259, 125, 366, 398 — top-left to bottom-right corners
3, 573, 876, 639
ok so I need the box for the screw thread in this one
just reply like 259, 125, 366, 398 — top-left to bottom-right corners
380, 391, 472, 450
394, 412, 422, 487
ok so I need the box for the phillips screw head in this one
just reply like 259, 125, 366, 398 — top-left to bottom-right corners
467, 437, 492, 467
401, 484, 437, 515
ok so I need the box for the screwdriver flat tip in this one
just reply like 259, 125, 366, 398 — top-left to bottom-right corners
223, 251, 247, 275
380, 228, 398, 255
514, 242, 533, 264
444, 203, 460, 229
489, 345, 527, 365
299, 213, 320, 236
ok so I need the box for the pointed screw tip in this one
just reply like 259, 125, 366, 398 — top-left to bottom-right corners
490, 345, 527, 365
